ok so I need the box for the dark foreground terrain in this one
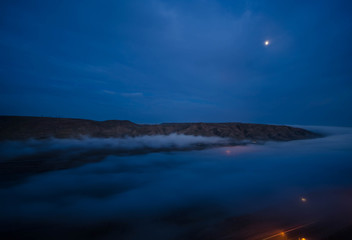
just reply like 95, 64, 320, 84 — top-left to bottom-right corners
0, 116, 319, 141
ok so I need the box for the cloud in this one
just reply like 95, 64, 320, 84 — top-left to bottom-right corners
102, 90, 116, 95
121, 92, 143, 97
1, 126, 352, 239
0, 134, 230, 161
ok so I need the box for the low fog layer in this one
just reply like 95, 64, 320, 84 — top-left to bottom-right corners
0, 126, 352, 239
0, 134, 231, 161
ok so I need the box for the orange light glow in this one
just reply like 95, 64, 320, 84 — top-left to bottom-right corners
225, 150, 231, 154
301, 197, 307, 202
262, 223, 313, 240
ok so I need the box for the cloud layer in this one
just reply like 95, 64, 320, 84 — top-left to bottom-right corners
0, 126, 352, 239
0, 134, 230, 161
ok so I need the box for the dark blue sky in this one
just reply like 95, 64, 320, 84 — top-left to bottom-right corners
1, 0, 351, 125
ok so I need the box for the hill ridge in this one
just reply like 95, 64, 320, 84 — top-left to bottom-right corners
0, 116, 320, 141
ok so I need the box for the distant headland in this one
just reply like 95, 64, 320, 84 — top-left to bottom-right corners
0, 116, 320, 141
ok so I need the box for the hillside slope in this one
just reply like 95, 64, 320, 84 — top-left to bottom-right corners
0, 116, 319, 141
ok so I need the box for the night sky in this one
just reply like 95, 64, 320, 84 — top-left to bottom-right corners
1, 0, 351, 126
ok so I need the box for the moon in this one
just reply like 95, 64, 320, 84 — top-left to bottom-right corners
264, 40, 270, 46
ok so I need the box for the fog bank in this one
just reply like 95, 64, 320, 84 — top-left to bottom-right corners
0, 134, 231, 161
0, 126, 351, 239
